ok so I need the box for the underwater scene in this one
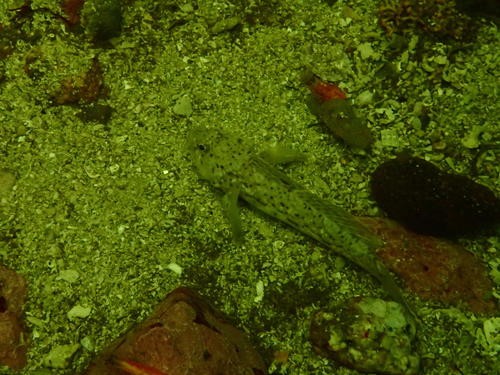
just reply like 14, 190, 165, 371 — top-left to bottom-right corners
0, 0, 499, 374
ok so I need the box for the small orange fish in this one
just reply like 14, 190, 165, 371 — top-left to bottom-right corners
113, 357, 167, 375
302, 69, 373, 149
303, 70, 347, 102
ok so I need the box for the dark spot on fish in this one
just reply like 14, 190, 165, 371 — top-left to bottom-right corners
203, 350, 212, 360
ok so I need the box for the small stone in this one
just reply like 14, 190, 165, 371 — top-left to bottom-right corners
166, 262, 182, 275
80, 336, 94, 351
379, 129, 400, 147
67, 305, 91, 320
462, 125, 486, 149
356, 90, 374, 106
173, 95, 193, 116
56, 269, 80, 283
44, 344, 80, 368
357, 42, 376, 59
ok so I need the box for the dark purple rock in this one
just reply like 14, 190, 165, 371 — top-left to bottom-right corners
370, 155, 500, 237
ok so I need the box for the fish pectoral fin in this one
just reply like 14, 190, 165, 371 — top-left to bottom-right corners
221, 188, 244, 243
259, 145, 306, 165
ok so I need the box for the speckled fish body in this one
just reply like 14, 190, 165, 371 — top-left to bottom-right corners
187, 126, 412, 313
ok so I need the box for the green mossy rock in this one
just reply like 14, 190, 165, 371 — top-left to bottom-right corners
81, 0, 123, 42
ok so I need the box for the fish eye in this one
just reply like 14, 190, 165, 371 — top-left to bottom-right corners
197, 144, 207, 151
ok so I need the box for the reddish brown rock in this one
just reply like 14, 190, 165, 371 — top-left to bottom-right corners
84, 286, 267, 375
0, 264, 28, 370
61, 0, 85, 27
359, 217, 497, 314
53, 57, 107, 105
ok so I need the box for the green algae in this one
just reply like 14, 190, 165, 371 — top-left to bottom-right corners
0, 0, 498, 374
311, 297, 419, 374
81, 0, 123, 42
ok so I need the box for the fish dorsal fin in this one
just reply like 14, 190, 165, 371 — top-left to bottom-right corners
295, 190, 383, 249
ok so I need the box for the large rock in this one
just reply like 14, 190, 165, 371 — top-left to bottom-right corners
310, 296, 419, 374
84, 286, 267, 375
0, 264, 28, 370
360, 217, 497, 314
370, 155, 500, 237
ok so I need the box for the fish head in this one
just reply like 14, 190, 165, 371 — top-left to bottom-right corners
186, 126, 250, 187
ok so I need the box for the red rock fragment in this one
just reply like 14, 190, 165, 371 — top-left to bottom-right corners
61, 0, 86, 27
84, 287, 267, 375
53, 57, 107, 105
0, 264, 28, 371
359, 217, 498, 314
